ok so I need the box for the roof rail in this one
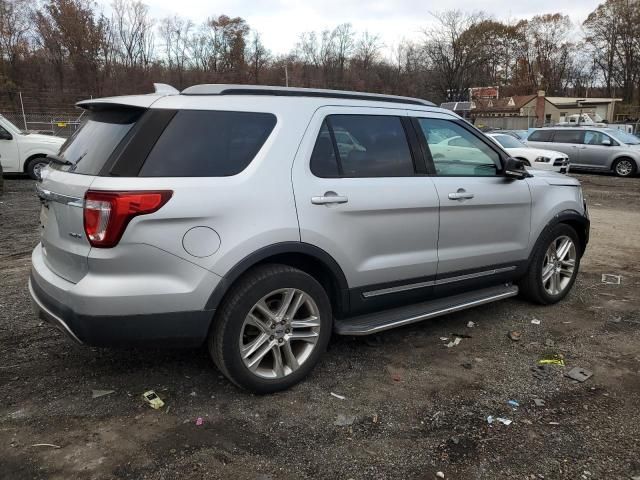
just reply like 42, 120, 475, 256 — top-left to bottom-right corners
181, 84, 435, 107
153, 83, 179, 95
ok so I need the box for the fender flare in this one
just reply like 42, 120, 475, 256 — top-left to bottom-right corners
530, 209, 590, 262
205, 242, 350, 312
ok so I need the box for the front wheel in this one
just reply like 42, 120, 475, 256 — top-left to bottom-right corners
613, 158, 636, 177
519, 224, 581, 305
26, 157, 49, 180
209, 264, 332, 393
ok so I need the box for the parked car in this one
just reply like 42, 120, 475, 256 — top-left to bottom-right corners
500, 129, 530, 141
0, 114, 66, 179
487, 133, 570, 173
526, 127, 640, 177
30, 85, 589, 393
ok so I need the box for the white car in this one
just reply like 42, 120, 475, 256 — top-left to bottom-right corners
487, 133, 570, 173
0, 114, 66, 179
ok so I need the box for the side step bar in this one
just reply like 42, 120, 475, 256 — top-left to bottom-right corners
334, 284, 519, 336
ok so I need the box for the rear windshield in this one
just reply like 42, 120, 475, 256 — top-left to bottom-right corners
54, 108, 142, 175
138, 110, 276, 177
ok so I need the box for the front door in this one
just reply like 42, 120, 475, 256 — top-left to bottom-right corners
548, 129, 585, 166
580, 130, 615, 170
292, 107, 440, 312
0, 124, 20, 172
414, 115, 532, 292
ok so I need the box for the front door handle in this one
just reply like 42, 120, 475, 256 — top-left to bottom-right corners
311, 191, 349, 205
448, 189, 474, 201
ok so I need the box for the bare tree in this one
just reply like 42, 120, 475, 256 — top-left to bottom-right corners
246, 31, 269, 83
159, 14, 193, 87
112, 0, 154, 70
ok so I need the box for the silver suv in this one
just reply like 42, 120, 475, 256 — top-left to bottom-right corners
30, 85, 589, 393
527, 127, 640, 177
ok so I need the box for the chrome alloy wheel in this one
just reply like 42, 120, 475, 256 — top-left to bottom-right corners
239, 288, 321, 379
541, 235, 577, 296
615, 159, 633, 176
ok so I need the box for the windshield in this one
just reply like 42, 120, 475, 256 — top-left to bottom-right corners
0, 115, 25, 135
55, 108, 143, 175
605, 128, 640, 145
492, 134, 525, 149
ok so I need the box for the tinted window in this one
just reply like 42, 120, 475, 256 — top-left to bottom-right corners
553, 130, 583, 144
139, 110, 276, 177
528, 130, 553, 142
310, 121, 339, 177
492, 134, 524, 149
418, 118, 500, 176
311, 115, 414, 178
54, 108, 142, 175
0, 124, 11, 138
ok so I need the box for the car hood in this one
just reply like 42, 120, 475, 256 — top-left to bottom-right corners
22, 133, 66, 146
528, 169, 580, 186
522, 147, 566, 158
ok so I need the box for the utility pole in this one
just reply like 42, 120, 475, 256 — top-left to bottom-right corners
284, 65, 289, 87
19, 91, 27, 131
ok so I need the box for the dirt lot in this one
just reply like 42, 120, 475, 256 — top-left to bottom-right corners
1, 174, 639, 480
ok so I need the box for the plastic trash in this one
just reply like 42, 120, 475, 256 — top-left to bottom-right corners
565, 367, 593, 382
508, 331, 522, 341
531, 319, 541, 325
601, 274, 621, 285
334, 414, 356, 426
195, 417, 204, 426
142, 390, 165, 409
91, 389, 115, 398
467, 321, 475, 328
537, 354, 565, 366
330, 392, 346, 400
446, 337, 462, 348
507, 400, 519, 408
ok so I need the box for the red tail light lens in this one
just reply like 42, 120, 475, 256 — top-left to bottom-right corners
83, 190, 172, 248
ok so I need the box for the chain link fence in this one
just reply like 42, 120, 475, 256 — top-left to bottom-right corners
3, 112, 85, 138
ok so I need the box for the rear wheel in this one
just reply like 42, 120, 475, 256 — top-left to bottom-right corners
613, 157, 636, 177
519, 224, 581, 305
26, 157, 49, 180
209, 264, 332, 393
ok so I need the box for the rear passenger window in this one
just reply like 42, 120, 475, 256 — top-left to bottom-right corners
310, 115, 415, 178
139, 110, 276, 177
528, 130, 553, 142
553, 130, 583, 144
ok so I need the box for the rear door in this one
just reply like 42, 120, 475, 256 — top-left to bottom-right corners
580, 130, 616, 170
413, 114, 531, 293
292, 107, 440, 310
37, 107, 143, 283
547, 129, 585, 166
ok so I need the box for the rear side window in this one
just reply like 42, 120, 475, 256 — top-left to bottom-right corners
56, 108, 143, 175
310, 114, 415, 178
139, 110, 276, 177
528, 130, 553, 142
552, 130, 583, 144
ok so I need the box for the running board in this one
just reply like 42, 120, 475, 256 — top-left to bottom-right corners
334, 284, 519, 336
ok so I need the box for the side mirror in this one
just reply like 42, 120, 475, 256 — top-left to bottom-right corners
0, 130, 12, 141
503, 158, 529, 180
601, 139, 612, 146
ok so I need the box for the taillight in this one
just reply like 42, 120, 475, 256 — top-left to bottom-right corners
83, 190, 172, 248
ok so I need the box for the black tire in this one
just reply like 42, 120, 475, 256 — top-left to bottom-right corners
519, 223, 582, 305
612, 157, 637, 177
209, 264, 332, 393
26, 157, 49, 180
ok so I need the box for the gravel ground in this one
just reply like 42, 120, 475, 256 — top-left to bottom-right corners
1, 174, 639, 480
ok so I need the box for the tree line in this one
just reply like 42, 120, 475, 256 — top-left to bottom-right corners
0, 0, 639, 113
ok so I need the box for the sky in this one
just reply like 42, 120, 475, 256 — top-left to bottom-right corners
104, 0, 603, 56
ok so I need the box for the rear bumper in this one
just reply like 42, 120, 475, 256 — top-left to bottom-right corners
29, 273, 214, 347
30, 243, 218, 347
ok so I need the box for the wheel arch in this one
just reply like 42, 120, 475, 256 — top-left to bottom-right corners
532, 209, 590, 261
611, 155, 638, 174
23, 153, 48, 173
205, 242, 350, 317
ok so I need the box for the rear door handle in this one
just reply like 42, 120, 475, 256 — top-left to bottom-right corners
448, 189, 474, 201
311, 191, 348, 205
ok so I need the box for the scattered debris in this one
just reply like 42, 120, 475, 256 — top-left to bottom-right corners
461, 361, 473, 370
533, 398, 545, 407
31, 443, 61, 449
372, 413, 378, 423
330, 392, 346, 400
548, 421, 560, 425
601, 274, 621, 285
544, 338, 555, 347
142, 390, 165, 410
488, 416, 512, 425
565, 367, 593, 383
439, 337, 449, 341
508, 331, 522, 342
386, 366, 404, 383
507, 400, 519, 408
189, 391, 197, 397
531, 365, 554, 380
91, 389, 115, 399
334, 414, 356, 426
562, 321, 572, 324
436, 472, 445, 479
467, 321, 475, 328
446, 337, 462, 348
537, 354, 565, 366
195, 417, 204, 426
531, 319, 541, 325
